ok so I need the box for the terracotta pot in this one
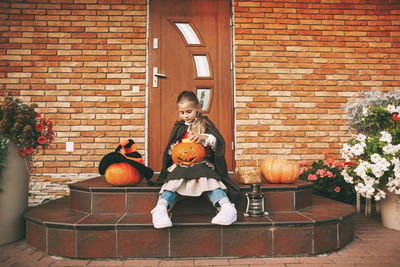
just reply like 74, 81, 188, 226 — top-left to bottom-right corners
0, 141, 30, 245
380, 188, 400, 231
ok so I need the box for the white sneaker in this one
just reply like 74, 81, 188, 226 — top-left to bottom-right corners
211, 202, 237, 226
151, 205, 172, 229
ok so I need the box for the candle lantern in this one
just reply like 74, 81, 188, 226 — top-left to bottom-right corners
244, 183, 269, 217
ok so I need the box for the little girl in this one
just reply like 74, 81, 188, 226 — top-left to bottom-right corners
151, 91, 240, 228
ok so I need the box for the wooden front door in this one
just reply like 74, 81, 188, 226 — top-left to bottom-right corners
148, 0, 233, 171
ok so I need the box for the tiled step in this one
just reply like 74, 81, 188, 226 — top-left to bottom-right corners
68, 175, 314, 214
24, 176, 355, 258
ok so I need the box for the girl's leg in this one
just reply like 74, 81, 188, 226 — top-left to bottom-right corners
151, 190, 177, 229
206, 188, 237, 225
159, 190, 178, 208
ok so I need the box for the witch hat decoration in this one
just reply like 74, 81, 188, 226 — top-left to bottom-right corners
99, 139, 154, 180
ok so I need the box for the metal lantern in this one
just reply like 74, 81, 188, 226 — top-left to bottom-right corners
244, 183, 269, 217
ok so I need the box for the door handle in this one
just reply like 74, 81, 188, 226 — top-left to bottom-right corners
154, 73, 166, 78
153, 67, 166, 88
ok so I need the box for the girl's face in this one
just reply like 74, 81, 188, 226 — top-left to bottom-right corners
178, 100, 199, 123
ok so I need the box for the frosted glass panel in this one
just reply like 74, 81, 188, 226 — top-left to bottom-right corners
175, 23, 201, 45
193, 55, 210, 77
197, 88, 211, 111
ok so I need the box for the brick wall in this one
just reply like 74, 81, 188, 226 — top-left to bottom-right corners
234, 0, 400, 168
0, 0, 399, 203
0, 0, 147, 203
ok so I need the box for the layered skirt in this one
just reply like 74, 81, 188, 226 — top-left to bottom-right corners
160, 163, 226, 196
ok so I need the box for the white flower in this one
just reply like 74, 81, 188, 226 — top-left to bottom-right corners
351, 143, 365, 156
355, 133, 366, 142
362, 106, 369, 116
342, 170, 354, 184
369, 154, 390, 179
354, 160, 369, 177
355, 182, 375, 199
379, 131, 392, 143
391, 157, 400, 173
374, 189, 386, 201
370, 153, 381, 164
386, 104, 396, 113
341, 143, 353, 161
383, 144, 395, 155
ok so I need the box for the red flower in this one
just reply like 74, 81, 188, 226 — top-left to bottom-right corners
344, 162, 353, 166
36, 123, 44, 132
24, 147, 34, 154
18, 148, 26, 157
393, 113, 399, 121
334, 161, 344, 167
48, 120, 53, 130
334, 186, 341, 193
37, 136, 47, 144
37, 113, 41, 118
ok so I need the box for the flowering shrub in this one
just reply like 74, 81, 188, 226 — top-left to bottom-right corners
342, 94, 400, 201
0, 92, 55, 157
298, 154, 354, 203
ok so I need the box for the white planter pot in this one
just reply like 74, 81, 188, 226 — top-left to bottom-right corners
380, 189, 400, 231
0, 141, 30, 245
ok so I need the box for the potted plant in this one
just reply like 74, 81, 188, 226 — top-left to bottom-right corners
0, 92, 55, 244
0, 133, 7, 190
341, 90, 400, 230
298, 152, 355, 204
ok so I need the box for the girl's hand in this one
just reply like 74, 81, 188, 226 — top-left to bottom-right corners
171, 141, 179, 149
189, 133, 207, 144
168, 141, 179, 155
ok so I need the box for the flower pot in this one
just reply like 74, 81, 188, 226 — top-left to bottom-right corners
0, 141, 30, 245
380, 189, 400, 231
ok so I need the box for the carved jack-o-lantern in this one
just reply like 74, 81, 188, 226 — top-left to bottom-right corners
171, 142, 206, 167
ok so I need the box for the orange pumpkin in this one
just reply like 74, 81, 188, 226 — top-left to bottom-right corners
171, 142, 206, 167
105, 162, 143, 186
261, 157, 300, 184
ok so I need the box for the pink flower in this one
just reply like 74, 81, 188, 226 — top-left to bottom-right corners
326, 171, 334, 178
37, 136, 47, 145
307, 174, 318, 181
316, 169, 326, 177
300, 167, 308, 175
334, 186, 341, 193
36, 123, 44, 132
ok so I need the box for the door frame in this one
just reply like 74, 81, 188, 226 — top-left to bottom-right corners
144, 0, 236, 172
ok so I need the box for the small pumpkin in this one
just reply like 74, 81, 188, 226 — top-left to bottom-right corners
171, 142, 206, 167
261, 157, 300, 184
105, 162, 143, 186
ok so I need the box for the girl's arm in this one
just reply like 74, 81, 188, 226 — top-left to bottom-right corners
189, 132, 216, 150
